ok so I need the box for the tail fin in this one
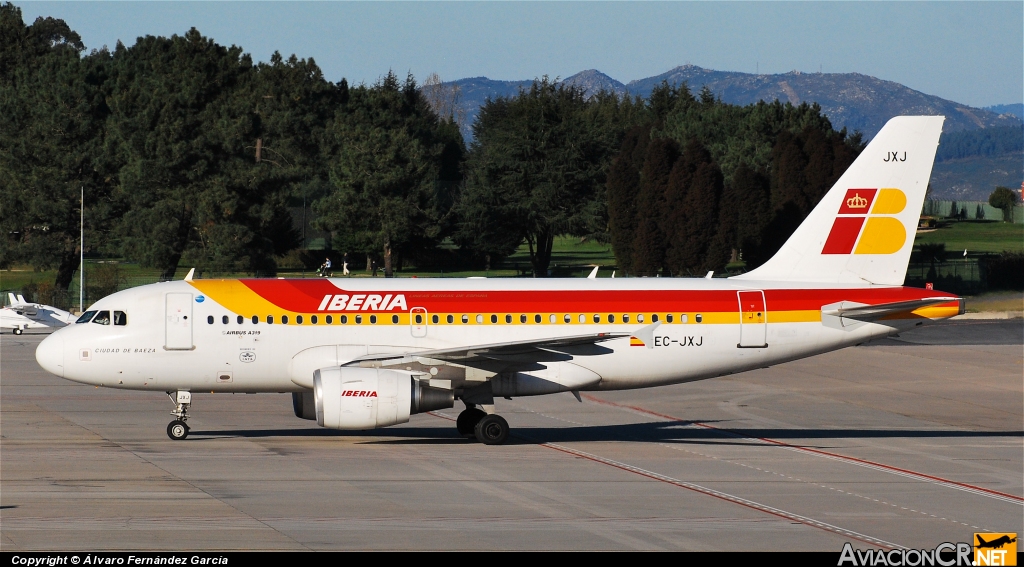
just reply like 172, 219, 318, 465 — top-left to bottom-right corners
734, 116, 944, 285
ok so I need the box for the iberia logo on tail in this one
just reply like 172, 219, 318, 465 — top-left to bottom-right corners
822, 188, 907, 255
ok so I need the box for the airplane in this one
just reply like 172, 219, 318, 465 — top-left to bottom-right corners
34, 116, 962, 444
2, 293, 76, 335
976, 535, 1017, 549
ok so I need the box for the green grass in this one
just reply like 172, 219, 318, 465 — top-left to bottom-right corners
914, 220, 1023, 254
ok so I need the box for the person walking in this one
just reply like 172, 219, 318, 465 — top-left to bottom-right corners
342, 253, 350, 276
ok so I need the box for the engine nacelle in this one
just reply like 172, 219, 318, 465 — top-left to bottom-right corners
313, 367, 453, 430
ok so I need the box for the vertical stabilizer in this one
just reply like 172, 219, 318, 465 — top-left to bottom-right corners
733, 116, 944, 285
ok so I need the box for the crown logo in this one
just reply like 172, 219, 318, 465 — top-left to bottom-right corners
846, 193, 868, 209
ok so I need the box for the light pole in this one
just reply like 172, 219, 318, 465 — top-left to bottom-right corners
79, 186, 83, 313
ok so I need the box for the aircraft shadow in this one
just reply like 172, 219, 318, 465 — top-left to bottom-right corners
188, 421, 1023, 448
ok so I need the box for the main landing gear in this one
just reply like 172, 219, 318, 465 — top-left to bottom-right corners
456, 405, 510, 445
166, 390, 191, 440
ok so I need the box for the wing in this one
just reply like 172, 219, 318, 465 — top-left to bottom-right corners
346, 332, 630, 373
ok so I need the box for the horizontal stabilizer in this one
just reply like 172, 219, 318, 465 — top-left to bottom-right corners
821, 297, 960, 330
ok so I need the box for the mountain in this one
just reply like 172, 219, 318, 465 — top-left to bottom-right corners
447, 66, 1022, 199
984, 104, 1024, 120
624, 65, 1021, 138
450, 65, 1022, 140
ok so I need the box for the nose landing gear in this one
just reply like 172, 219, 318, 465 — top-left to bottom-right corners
166, 390, 191, 440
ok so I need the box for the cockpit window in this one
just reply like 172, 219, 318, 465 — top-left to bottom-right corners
76, 310, 97, 324
113, 311, 127, 326
92, 311, 111, 325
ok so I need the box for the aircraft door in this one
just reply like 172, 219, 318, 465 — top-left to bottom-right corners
410, 307, 427, 338
165, 293, 194, 350
737, 290, 767, 348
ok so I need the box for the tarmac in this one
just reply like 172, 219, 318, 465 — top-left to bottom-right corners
1, 319, 1021, 551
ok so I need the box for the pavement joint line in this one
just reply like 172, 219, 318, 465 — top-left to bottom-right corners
52, 413, 315, 551
522, 436, 903, 550
500, 398, 995, 533
651, 440, 996, 532
581, 393, 1024, 505
432, 410, 899, 549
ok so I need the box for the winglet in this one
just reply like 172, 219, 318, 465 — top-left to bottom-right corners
16, 294, 26, 304
184, 268, 195, 281
587, 266, 599, 279
629, 321, 661, 349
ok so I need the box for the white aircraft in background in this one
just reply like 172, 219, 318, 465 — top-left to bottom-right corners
35, 116, 961, 444
2, 293, 76, 335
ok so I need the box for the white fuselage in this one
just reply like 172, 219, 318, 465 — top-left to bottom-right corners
35, 277, 948, 395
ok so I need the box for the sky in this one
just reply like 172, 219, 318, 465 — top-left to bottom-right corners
14, 1, 1024, 108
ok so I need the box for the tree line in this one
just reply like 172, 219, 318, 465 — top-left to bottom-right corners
1, 4, 863, 290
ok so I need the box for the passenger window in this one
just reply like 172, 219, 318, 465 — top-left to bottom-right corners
282, 315, 289, 324
490, 314, 497, 324
461, 315, 469, 324
207, 315, 214, 325
222, 315, 229, 324
311, 315, 318, 324
681, 314, 688, 323
534, 314, 541, 324
695, 314, 703, 323
237, 315, 244, 324
113, 311, 127, 325
637, 314, 644, 323
666, 314, 673, 323
505, 314, 512, 324
251, 315, 258, 324
652, 314, 659, 323
355, 315, 362, 324
326, 315, 333, 324
267, 315, 274, 324
76, 311, 96, 324
608, 314, 615, 323
296, 315, 303, 324
341, 315, 348, 324
431, 314, 439, 324
520, 314, 527, 324
623, 314, 630, 323
92, 311, 111, 325
549, 314, 556, 323
391, 315, 398, 324
578, 314, 585, 323
563, 314, 571, 323
593, 314, 600, 323
415, 314, 423, 324
477, 314, 484, 324
446, 314, 454, 324
370, 315, 377, 324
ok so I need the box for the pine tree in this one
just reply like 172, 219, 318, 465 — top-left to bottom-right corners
632, 137, 678, 276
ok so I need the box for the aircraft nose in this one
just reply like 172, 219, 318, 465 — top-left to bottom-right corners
36, 332, 64, 378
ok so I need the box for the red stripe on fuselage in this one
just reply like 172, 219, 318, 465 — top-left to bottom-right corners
231, 279, 957, 314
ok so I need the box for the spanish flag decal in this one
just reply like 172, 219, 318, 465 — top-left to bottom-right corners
630, 336, 646, 347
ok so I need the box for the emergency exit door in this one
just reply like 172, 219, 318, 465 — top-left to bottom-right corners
165, 293, 194, 350
737, 290, 767, 348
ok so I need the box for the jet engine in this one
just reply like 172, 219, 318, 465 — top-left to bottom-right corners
313, 367, 453, 429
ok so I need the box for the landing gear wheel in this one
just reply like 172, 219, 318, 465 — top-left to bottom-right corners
13, 328, 22, 335
456, 408, 486, 437
474, 414, 509, 445
167, 420, 189, 440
